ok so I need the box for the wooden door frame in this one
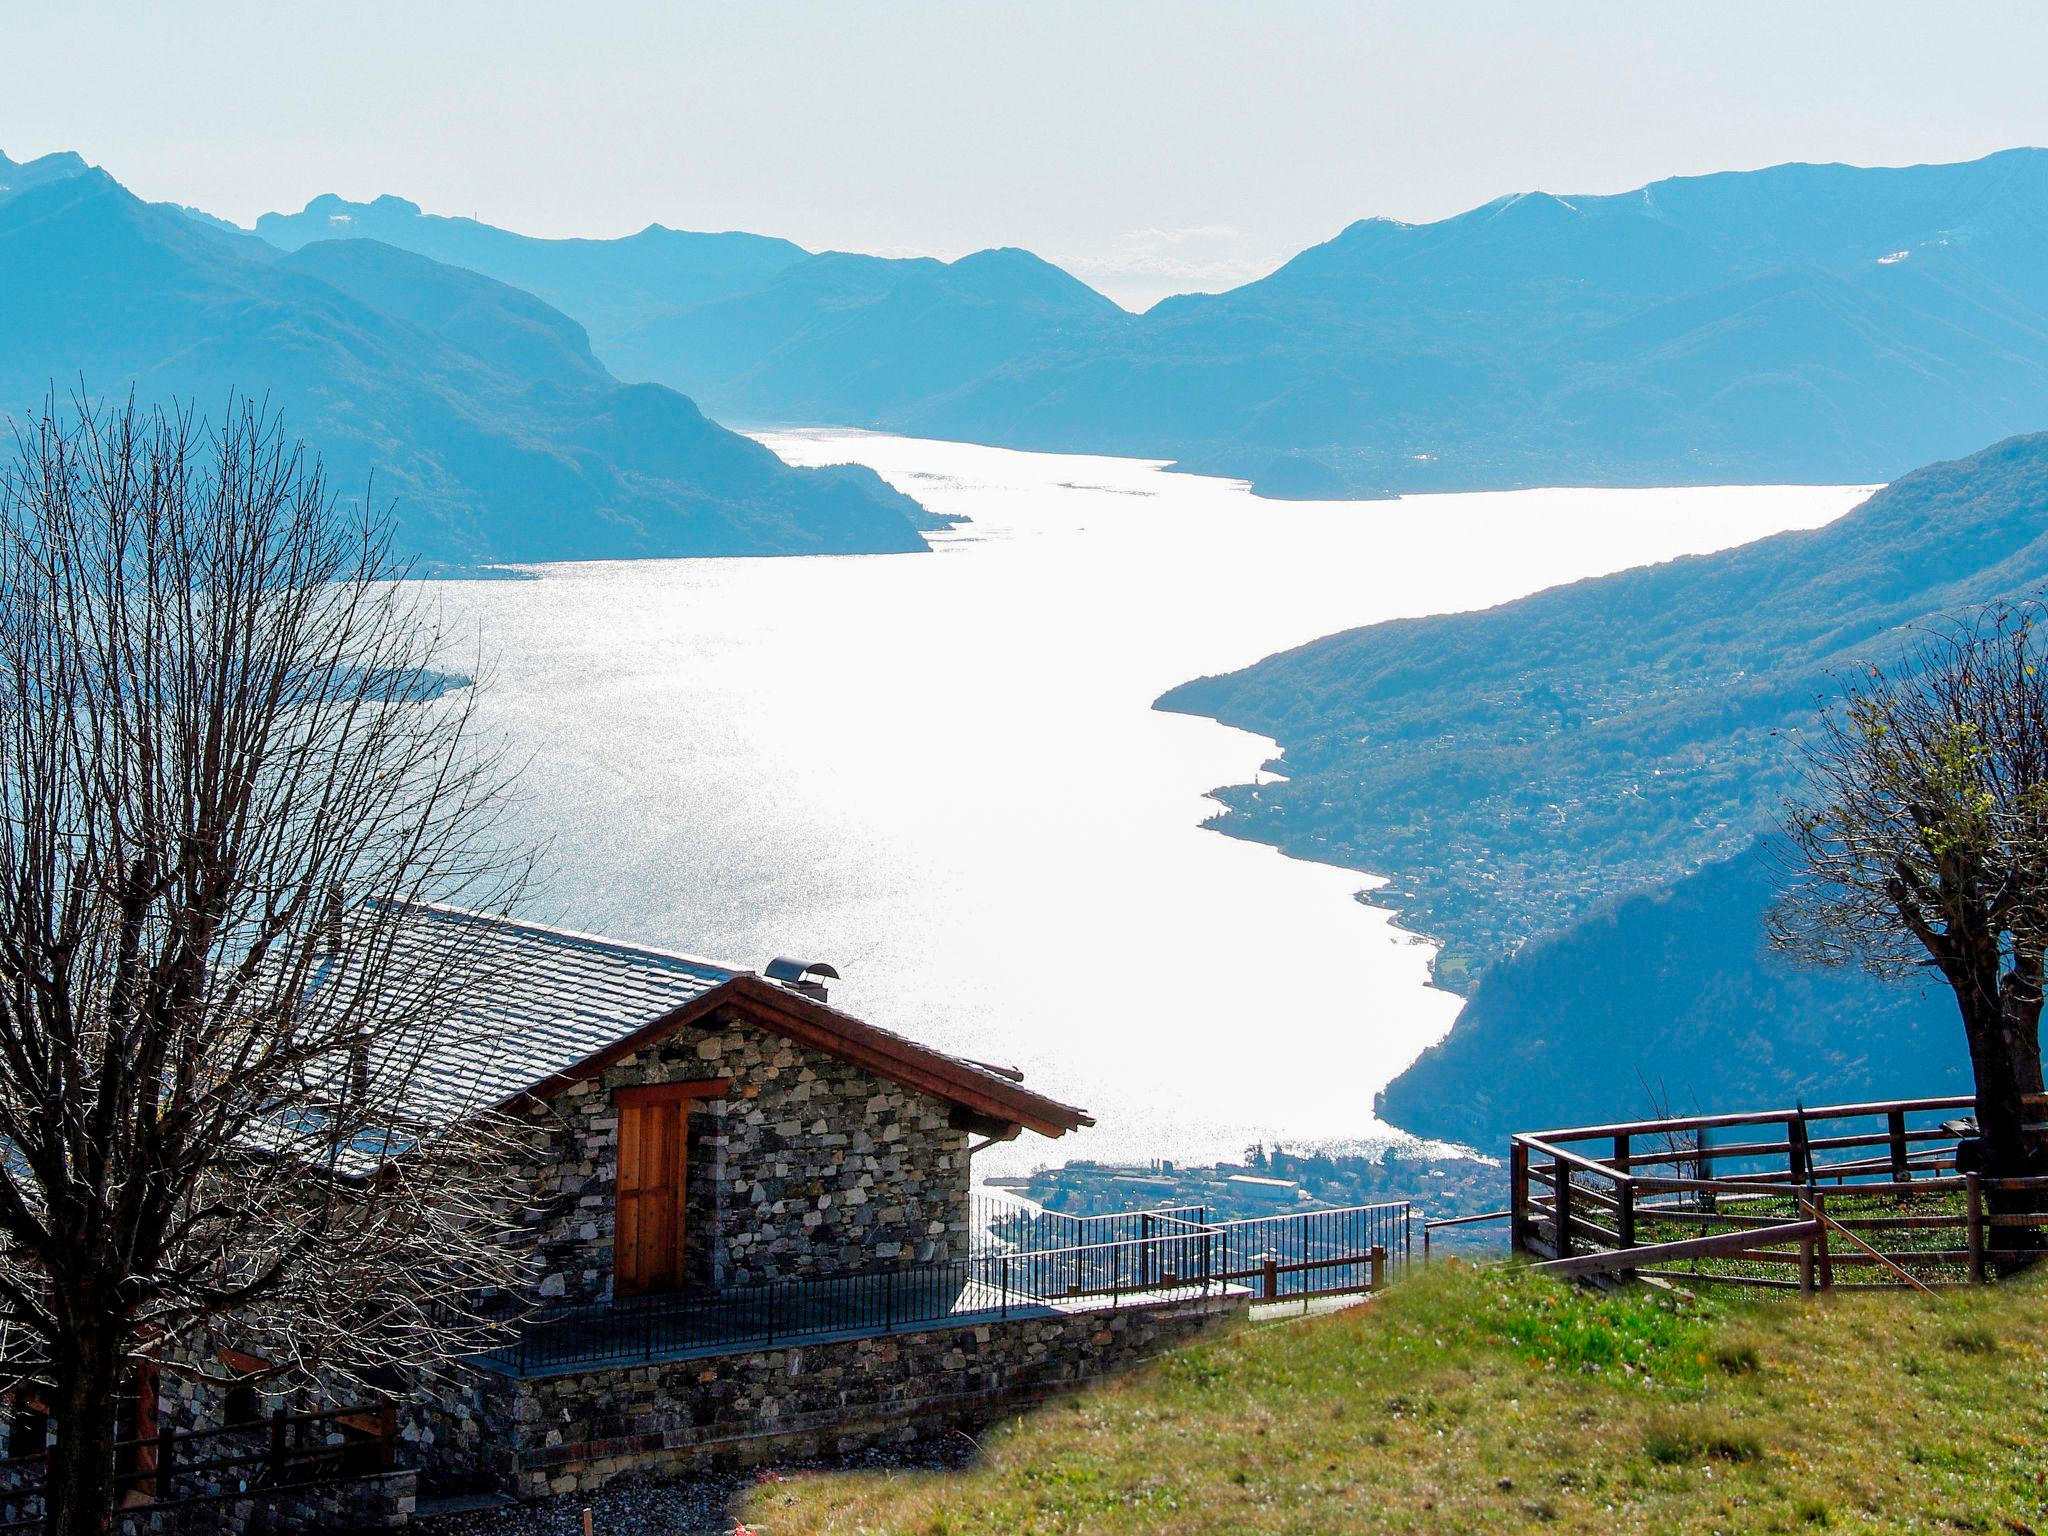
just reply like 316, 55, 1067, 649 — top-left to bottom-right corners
614, 1079, 729, 1297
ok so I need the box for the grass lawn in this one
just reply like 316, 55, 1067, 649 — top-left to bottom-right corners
741, 1263, 2048, 1535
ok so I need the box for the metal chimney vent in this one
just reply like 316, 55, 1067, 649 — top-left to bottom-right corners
764, 956, 840, 1003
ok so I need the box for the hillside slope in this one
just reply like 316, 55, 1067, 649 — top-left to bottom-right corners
938, 150, 2048, 494
1376, 844, 1967, 1148
252, 193, 1131, 428
1162, 432, 2048, 1143
0, 159, 933, 565
257, 151, 2048, 496
254, 193, 809, 370
737, 1265, 2048, 1535
1162, 431, 2048, 975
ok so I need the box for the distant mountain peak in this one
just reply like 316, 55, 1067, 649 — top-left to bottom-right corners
294, 191, 426, 226
0, 149, 94, 203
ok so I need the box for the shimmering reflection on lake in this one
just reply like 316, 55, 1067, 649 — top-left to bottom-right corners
441, 430, 1868, 1174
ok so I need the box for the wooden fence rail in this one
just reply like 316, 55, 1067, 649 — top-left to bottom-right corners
1534, 1220, 1822, 1282
1509, 1093, 2048, 1291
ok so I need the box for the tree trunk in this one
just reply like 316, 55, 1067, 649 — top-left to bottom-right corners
1955, 982, 2048, 1268
42, 1329, 121, 1536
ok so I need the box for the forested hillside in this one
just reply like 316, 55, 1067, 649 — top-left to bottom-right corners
0, 156, 936, 566
259, 151, 2048, 498
1163, 432, 2048, 1140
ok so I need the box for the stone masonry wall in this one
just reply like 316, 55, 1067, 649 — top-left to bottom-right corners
512, 1003, 974, 1305
502, 1293, 1244, 1500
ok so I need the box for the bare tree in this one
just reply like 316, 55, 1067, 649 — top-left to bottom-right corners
0, 396, 534, 1535
1772, 601, 2048, 1201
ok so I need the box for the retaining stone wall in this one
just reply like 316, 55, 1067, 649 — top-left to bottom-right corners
498, 1294, 1243, 1500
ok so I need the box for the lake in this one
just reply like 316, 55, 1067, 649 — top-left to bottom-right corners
440, 432, 1868, 1175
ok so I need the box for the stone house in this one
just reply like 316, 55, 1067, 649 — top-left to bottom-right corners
106, 903, 1245, 1522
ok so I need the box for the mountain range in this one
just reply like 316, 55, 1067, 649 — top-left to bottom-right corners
1161, 429, 2048, 1143
248, 150, 2048, 498
0, 150, 936, 567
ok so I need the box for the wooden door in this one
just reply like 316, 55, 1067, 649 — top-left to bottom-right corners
616, 1097, 687, 1297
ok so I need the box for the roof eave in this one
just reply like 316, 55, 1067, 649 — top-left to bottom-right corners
501, 975, 1094, 1140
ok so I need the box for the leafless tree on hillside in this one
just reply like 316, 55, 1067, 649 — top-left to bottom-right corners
0, 395, 535, 1535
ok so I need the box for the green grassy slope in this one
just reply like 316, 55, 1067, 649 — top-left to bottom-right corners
749, 1265, 2048, 1535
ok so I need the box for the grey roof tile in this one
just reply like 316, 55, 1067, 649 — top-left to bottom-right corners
318, 903, 742, 1122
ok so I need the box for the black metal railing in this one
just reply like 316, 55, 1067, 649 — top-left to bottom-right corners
485, 1258, 992, 1375
486, 1200, 1413, 1376
971, 1195, 1211, 1257
0, 1403, 394, 1532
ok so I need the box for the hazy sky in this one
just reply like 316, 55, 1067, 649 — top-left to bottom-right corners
7, 1, 2048, 308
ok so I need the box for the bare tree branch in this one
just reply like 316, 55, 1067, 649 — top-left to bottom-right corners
0, 392, 537, 1535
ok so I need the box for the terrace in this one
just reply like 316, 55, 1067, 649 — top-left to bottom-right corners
481, 1197, 1413, 1376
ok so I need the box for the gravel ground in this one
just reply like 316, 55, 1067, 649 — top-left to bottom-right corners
413, 1435, 980, 1536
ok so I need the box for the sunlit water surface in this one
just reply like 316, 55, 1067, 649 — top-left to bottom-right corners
438, 431, 1868, 1175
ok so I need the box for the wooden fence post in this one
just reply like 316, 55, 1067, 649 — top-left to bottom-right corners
1616, 1178, 1637, 1280
1509, 1141, 1529, 1256
1261, 1253, 1279, 1301
1967, 1173, 1985, 1282
1553, 1161, 1574, 1259
1812, 1191, 1832, 1290
1888, 1108, 1910, 1183
1799, 1234, 1816, 1294
1789, 1113, 1811, 1185
1369, 1244, 1387, 1292
377, 1402, 397, 1473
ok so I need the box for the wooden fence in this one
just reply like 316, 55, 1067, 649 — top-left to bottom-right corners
1509, 1093, 2048, 1290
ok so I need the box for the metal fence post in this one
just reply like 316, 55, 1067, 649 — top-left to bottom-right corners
1261, 1252, 1278, 1301
1001, 1256, 1011, 1320
269, 1408, 288, 1488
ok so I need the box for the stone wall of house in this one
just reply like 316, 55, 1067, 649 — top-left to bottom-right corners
135, 1333, 421, 1530
497, 1294, 1243, 1500
111, 1470, 417, 1535
513, 1002, 975, 1304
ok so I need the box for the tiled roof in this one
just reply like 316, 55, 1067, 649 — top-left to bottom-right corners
313, 903, 741, 1122
312, 902, 1090, 1138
